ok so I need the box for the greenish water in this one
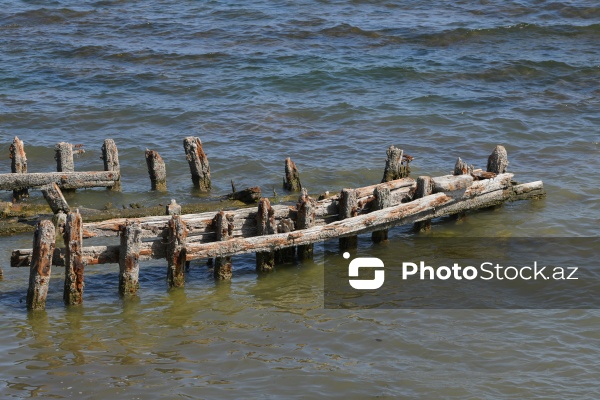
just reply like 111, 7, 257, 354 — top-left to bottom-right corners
1, 1, 599, 398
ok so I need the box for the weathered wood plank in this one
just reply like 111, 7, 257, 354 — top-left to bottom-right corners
26, 220, 55, 311
41, 183, 70, 214
0, 171, 119, 191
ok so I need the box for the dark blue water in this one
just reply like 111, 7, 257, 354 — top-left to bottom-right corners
1, 1, 599, 398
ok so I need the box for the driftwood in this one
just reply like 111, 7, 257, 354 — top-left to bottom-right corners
26, 220, 55, 311
0, 171, 120, 191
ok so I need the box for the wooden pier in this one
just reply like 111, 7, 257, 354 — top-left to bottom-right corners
3, 139, 545, 310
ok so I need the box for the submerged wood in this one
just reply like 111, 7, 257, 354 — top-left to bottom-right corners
256, 198, 276, 272
183, 137, 211, 191
10, 136, 29, 201
63, 211, 85, 306
101, 139, 121, 191
167, 215, 187, 288
145, 149, 167, 191
0, 171, 119, 191
119, 222, 142, 296
214, 211, 233, 280
26, 220, 55, 311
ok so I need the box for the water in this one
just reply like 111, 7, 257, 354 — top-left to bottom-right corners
1, 1, 599, 398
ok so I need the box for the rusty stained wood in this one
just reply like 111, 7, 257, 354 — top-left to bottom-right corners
101, 139, 121, 191
229, 186, 261, 204
0, 171, 120, 191
145, 149, 167, 191
256, 198, 276, 272
11, 179, 545, 268
10, 136, 29, 201
63, 211, 85, 306
183, 136, 211, 191
119, 222, 142, 296
296, 189, 316, 260
283, 157, 301, 192
381, 145, 411, 183
40, 182, 70, 215
454, 157, 474, 176
26, 220, 56, 311
166, 199, 182, 216
213, 211, 233, 280
55, 142, 75, 173
167, 215, 188, 288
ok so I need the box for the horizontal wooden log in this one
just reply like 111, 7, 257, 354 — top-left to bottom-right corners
10, 180, 544, 268
432, 174, 474, 193
0, 171, 119, 191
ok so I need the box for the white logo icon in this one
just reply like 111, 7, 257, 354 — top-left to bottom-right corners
345, 252, 385, 290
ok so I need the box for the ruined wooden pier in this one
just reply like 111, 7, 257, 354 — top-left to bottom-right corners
6, 143, 545, 310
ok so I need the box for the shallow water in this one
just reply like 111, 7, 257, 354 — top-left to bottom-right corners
1, 1, 599, 398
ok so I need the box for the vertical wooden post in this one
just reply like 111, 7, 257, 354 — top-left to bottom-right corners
183, 136, 211, 191
101, 139, 121, 191
10, 136, 28, 201
55, 142, 75, 172
145, 149, 167, 191
166, 199, 182, 216
339, 188, 358, 250
167, 215, 188, 288
119, 221, 142, 296
371, 185, 391, 243
413, 176, 433, 232
487, 145, 508, 174
41, 183, 70, 214
256, 198, 276, 272
283, 157, 301, 191
27, 220, 56, 311
63, 211, 85, 306
454, 157, 473, 176
297, 188, 316, 260
214, 211, 233, 280
275, 218, 296, 262
381, 145, 409, 182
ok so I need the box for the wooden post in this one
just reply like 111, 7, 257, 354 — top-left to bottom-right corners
371, 185, 391, 243
55, 142, 75, 173
167, 215, 188, 288
40, 183, 70, 215
145, 149, 167, 191
339, 188, 358, 250
297, 189, 316, 260
27, 220, 55, 311
454, 157, 473, 176
256, 198, 276, 272
166, 199, 182, 216
413, 176, 433, 232
101, 139, 121, 191
183, 136, 211, 191
283, 157, 301, 191
119, 222, 142, 296
10, 136, 28, 201
487, 145, 508, 174
63, 211, 85, 305
381, 145, 410, 182
214, 211, 233, 280
275, 218, 296, 262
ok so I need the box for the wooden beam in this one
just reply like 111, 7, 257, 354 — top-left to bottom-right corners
0, 171, 120, 191
40, 183, 70, 214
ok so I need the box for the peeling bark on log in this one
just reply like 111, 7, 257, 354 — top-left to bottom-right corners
283, 157, 301, 191
381, 145, 410, 182
55, 142, 75, 173
167, 215, 188, 288
11, 179, 545, 268
214, 211, 233, 280
454, 157, 474, 176
229, 186, 261, 204
256, 198, 276, 272
101, 139, 121, 191
10, 136, 28, 201
339, 188, 358, 250
487, 145, 508, 174
63, 211, 85, 306
183, 137, 211, 191
371, 185, 391, 243
166, 199, 182, 216
145, 149, 167, 191
41, 183, 70, 215
0, 171, 120, 191
297, 189, 316, 260
413, 176, 434, 232
119, 222, 142, 296
26, 220, 55, 311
